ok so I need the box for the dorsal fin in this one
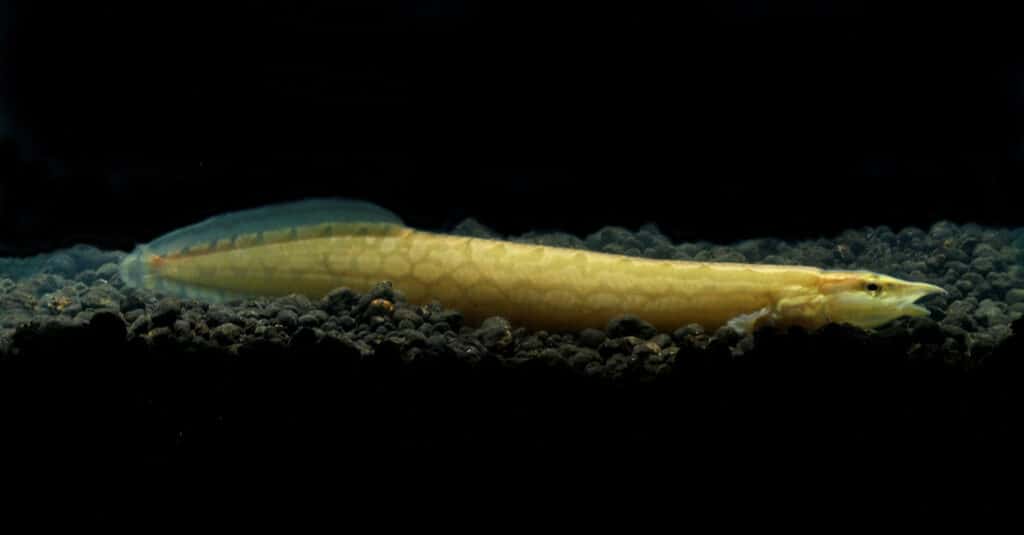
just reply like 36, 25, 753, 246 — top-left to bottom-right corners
119, 198, 405, 299
144, 198, 403, 256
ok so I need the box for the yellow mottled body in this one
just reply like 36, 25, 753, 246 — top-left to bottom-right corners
121, 199, 946, 334
138, 222, 831, 332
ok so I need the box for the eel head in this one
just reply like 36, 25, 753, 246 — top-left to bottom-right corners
818, 270, 947, 329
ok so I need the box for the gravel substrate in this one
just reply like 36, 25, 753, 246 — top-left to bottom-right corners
3, 219, 1021, 365
2, 219, 1024, 516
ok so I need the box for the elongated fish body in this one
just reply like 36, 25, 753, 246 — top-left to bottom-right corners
120, 199, 945, 333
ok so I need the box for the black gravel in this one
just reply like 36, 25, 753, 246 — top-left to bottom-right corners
2, 221, 1024, 515
7, 220, 1013, 365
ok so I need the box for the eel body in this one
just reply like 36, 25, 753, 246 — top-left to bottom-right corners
120, 199, 945, 333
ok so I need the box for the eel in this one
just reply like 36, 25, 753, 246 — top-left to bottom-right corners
119, 198, 946, 334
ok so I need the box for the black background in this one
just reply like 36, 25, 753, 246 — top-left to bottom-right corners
4, 2, 1024, 520
2, 1, 1023, 255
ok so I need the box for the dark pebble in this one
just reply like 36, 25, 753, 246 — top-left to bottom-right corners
88, 309, 127, 343
583, 361, 604, 377
970, 334, 997, 358
212, 323, 243, 345
989, 324, 1012, 343
75, 269, 98, 284
120, 290, 148, 313
73, 309, 97, 323
298, 312, 323, 327
290, 326, 322, 347
431, 310, 464, 330
147, 326, 175, 345
940, 324, 968, 343
538, 347, 561, 362
971, 257, 994, 273
973, 243, 997, 258
274, 294, 313, 313
607, 314, 657, 339
61, 302, 83, 316
393, 308, 423, 327
81, 286, 122, 310
875, 324, 910, 343
579, 328, 606, 348
129, 314, 152, 336
206, 305, 236, 328
604, 354, 632, 377
397, 328, 429, 347
632, 341, 660, 359
947, 261, 970, 275
364, 281, 397, 302
1003, 286, 1024, 303
518, 336, 544, 352
943, 311, 977, 331
712, 325, 743, 345
173, 319, 192, 337
973, 300, 1006, 327
989, 273, 1013, 292
42, 254, 77, 277
124, 309, 144, 323
907, 317, 945, 345
942, 337, 965, 354
902, 261, 927, 273
322, 332, 374, 359
452, 340, 485, 365
427, 334, 448, 353
929, 221, 955, 240
369, 316, 392, 329
322, 288, 358, 316
598, 336, 634, 358
477, 317, 512, 349
151, 298, 181, 328
275, 309, 299, 329
926, 254, 946, 270
673, 324, 704, 343
568, 348, 600, 370
650, 333, 672, 349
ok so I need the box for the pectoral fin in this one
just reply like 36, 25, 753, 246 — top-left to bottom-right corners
726, 307, 774, 335
726, 293, 829, 335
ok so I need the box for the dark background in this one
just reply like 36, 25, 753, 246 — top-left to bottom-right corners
2, 1, 1023, 255
4, 3, 1024, 520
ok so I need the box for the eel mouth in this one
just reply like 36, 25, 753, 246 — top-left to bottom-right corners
898, 281, 947, 317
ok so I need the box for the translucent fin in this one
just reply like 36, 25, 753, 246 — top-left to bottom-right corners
119, 197, 404, 297
725, 306, 773, 335
144, 198, 402, 257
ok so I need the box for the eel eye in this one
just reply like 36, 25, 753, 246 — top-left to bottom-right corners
866, 282, 880, 292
